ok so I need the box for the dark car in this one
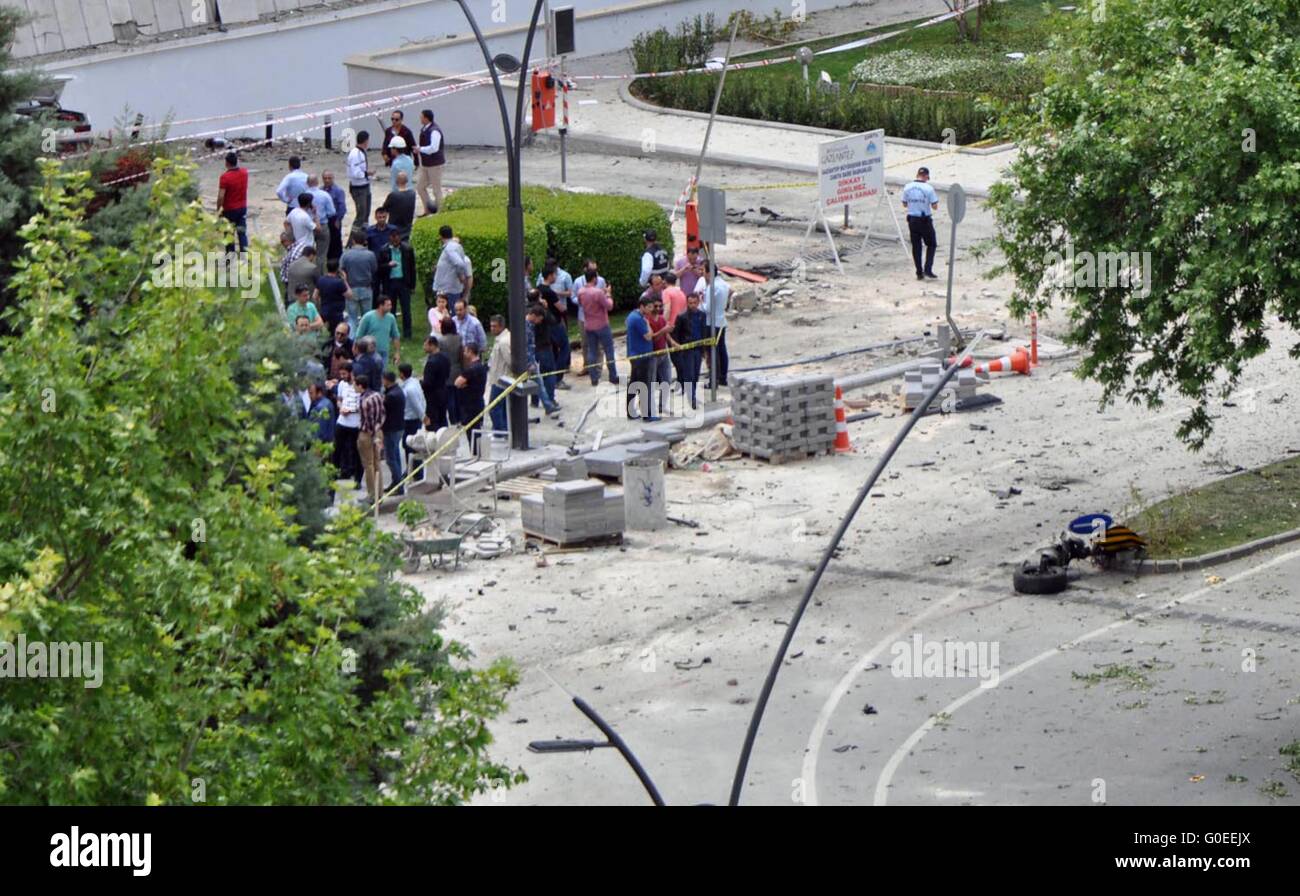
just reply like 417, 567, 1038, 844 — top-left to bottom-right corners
14, 76, 92, 152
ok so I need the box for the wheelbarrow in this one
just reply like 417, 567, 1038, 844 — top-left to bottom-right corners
399, 512, 495, 573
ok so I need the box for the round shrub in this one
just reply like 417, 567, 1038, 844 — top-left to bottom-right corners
530, 193, 672, 310
410, 208, 548, 320
441, 186, 673, 310
441, 184, 559, 214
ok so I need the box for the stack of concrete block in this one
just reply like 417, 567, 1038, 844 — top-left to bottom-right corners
953, 366, 980, 404
585, 440, 672, 480
901, 362, 945, 410
521, 479, 625, 544
901, 362, 983, 411
552, 456, 589, 482
731, 373, 836, 461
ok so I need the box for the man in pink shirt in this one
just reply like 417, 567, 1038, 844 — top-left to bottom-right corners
577, 269, 619, 386
662, 270, 688, 388
662, 270, 688, 327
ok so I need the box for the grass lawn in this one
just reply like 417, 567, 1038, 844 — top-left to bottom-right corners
740, 0, 1063, 84
1125, 456, 1300, 559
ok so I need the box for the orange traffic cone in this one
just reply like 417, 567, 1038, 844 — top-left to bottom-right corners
833, 386, 853, 453
976, 347, 1031, 376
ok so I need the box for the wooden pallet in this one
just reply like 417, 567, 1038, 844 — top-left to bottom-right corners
495, 477, 547, 499
523, 528, 624, 549
738, 446, 834, 466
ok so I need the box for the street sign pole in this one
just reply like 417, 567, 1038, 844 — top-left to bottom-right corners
697, 185, 727, 405
945, 182, 967, 351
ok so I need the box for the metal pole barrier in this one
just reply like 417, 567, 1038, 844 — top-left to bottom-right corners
265, 113, 273, 143
708, 245, 718, 403
324, 116, 332, 150
691, 18, 741, 197
728, 333, 985, 805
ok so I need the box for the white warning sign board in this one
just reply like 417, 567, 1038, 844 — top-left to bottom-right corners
818, 129, 885, 211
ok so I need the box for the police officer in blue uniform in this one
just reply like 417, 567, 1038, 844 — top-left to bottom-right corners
901, 167, 940, 280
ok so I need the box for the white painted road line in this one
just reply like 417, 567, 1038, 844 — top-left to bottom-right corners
871, 545, 1300, 805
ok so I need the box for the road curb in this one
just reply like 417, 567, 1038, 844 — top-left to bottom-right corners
1135, 526, 1300, 574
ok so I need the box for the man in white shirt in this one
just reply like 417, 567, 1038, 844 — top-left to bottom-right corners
693, 267, 731, 388
347, 130, 374, 231
305, 175, 335, 275
286, 193, 319, 249
415, 109, 446, 216
331, 362, 363, 489
397, 362, 427, 482
485, 315, 512, 434
275, 156, 309, 214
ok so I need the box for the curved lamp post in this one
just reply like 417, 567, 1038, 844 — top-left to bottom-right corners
453, 0, 547, 450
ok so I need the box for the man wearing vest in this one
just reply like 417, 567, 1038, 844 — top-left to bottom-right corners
416, 109, 446, 216
901, 166, 941, 280
639, 229, 670, 288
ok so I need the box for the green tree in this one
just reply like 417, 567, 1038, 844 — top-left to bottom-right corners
987, 0, 1300, 447
0, 8, 42, 312
0, 160, 522, 804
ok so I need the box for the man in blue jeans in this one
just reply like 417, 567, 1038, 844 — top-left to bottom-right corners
486, 315, 512, 433
526, 304, 560, 417
577, 268, 618, 386
624, 294, 657, 421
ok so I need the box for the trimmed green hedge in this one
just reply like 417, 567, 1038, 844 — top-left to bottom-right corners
440, 185, 672, 310
410, 208, 548, 320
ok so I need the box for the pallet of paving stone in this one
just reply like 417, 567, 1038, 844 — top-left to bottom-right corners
737, 445, 835, 466
522, 528, 626, 549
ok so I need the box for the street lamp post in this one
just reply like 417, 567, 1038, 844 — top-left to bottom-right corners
453, 0, 547, 450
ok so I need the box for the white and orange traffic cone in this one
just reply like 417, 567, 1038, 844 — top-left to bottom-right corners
975, 347, 1031, 376
833, 386, 853, 453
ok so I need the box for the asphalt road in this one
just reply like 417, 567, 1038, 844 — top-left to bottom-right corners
442, 331, 1300, 806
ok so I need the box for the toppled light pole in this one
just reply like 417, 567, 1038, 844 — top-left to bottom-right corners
692, 18, 739, 404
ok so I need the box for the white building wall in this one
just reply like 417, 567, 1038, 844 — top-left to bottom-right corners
12, 0, 853, 146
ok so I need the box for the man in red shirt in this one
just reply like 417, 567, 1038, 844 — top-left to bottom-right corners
645, 299, 676, 415
216, 151, 249, 251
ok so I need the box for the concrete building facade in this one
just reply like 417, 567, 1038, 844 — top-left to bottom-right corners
5, 0, 855, 147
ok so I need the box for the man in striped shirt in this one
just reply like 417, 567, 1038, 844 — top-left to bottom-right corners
356, 374, 387, 502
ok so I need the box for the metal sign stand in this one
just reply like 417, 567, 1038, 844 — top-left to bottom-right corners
799, 201, 846, 275
857, 188, 910, 262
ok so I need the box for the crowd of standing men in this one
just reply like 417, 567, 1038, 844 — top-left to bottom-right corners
215, 107, 734, 503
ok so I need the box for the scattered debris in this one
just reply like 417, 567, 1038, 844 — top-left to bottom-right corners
932, 556, 954, 566
673, 657, 712, 671
863, 704, 878, 715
